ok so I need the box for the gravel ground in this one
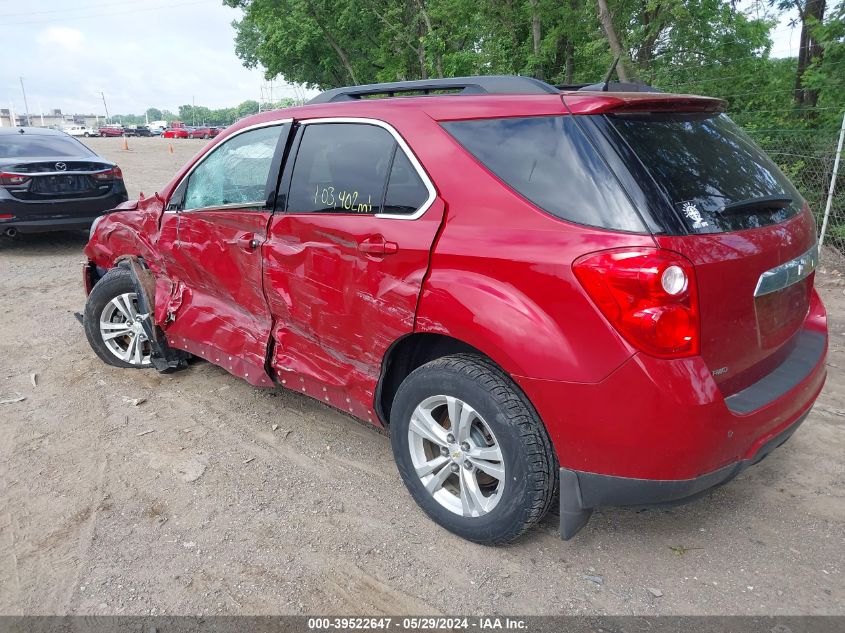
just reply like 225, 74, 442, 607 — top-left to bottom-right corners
0, 137, 843, 616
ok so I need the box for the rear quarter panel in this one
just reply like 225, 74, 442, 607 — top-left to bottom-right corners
413, 125, 655, 383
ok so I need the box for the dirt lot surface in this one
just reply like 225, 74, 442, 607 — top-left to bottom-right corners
0, 137, 843, 616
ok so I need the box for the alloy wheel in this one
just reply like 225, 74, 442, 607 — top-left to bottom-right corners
99, 292, 152, 366
407, 395, 505, 517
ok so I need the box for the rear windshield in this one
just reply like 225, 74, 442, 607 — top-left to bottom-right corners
0, 133, 93, 159
442, 116, 646, 232
608, 113, 803, 233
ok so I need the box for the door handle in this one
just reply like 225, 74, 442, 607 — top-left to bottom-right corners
237, 234, 260, 251
358, 235, 398, 256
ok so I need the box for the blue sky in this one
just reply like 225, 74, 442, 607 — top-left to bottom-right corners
0, 0, 803, 118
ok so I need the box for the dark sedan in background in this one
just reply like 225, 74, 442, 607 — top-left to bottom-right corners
0, 127, 127, 236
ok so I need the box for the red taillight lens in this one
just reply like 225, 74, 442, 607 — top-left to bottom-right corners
0, 214, 14, 220
91, 166, 122, 181
0, 172, 31, 186
573, 248, 700, 358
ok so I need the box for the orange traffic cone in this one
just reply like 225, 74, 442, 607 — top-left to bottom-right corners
122, 136, 129, 151
168, 143, 173, 154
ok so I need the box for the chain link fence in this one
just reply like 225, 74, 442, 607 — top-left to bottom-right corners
732, 110, 845, 259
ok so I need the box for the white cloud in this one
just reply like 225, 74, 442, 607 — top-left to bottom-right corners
2, 0, 313, 116
36, 26, 86, 52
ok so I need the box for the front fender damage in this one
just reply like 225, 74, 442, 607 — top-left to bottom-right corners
117, 256, 190, 373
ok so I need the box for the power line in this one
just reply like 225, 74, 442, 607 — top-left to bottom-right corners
0, 0, 210, 26
640, 23, 802, 60
646, 41, 832, 73
0, 0, 171, 18
728, 106, 844, 114
655, 58, 845, 90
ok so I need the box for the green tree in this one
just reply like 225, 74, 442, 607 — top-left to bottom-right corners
225, 0, 486, 88
236, 99, 260, 118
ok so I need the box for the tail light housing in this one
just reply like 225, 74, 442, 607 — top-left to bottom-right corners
91, 166, 123, 181
0, 172, 31, 186
573, 248, 700, 359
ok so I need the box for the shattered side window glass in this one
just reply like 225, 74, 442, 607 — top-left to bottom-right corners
183, 124, 285, 210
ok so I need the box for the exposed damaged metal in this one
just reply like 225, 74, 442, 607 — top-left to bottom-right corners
118, 256, 190, 373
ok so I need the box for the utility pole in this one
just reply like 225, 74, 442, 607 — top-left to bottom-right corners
192, 95, 195, 126
19, 77, 31, 126
99, 91, 110, 123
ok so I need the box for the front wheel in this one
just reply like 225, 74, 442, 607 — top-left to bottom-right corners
390, 354, 557, 544
83, 267, 153, 369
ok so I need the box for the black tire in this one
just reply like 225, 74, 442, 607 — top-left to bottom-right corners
390, 354, 557, 544
83, 132, 90, 137
83, 267, 152, 369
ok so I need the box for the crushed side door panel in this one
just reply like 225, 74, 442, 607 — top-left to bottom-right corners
153, 209, 276, 388
263, 203, 446, 424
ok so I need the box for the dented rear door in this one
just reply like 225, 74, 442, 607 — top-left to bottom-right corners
263, 120, 443, 422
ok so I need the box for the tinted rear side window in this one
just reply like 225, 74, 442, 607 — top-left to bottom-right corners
608, 113, 803, 233
442, 116, 645, 232
0, 134, 94, 159
383, 149, 429, 215
288, 123, 396, 214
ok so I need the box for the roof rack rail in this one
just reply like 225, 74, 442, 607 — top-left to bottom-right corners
576, 81, 662, 93
308, 75, 559, 104
555, 83, 592, 91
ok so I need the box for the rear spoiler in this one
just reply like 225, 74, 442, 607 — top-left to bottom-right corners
562, 93, 726, 115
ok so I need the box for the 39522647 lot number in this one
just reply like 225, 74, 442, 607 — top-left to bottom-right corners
307, 617, 472, 630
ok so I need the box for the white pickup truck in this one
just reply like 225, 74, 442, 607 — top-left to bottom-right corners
62, 125, 99, 138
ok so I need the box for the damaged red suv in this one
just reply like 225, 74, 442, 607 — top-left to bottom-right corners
82, 76, 827, 544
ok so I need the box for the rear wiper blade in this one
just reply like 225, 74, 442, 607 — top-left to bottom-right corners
721, 195, 792, 215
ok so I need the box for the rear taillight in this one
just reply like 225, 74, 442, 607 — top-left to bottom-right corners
0, 172, 31, 186
573, 248, 700, 359
91, 166, 122, 181
0, 214, 14, 220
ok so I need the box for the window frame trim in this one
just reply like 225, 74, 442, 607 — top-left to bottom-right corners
291, 117, 436, 220
165, 119, 292, 214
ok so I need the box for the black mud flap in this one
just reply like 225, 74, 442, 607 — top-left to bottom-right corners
559, 469, 594, 540
117, 258, 190, 373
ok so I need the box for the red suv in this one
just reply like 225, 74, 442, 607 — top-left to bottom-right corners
188, 126, 212, 139
82, 76, 827, 544
98, 125, 124, 137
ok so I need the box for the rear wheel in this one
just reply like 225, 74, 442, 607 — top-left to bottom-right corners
390, 354, 557, 544
83, 267, 153, 369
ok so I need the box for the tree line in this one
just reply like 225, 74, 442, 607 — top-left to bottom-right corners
223, 0, 843, 129
111, 98, 298, 127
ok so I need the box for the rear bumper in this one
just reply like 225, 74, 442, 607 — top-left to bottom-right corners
514, 290, 827, 538
559, 409, 809, 538
3, 216, 100, 233
515, 291, 827, 481
0, 190, 127, 234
